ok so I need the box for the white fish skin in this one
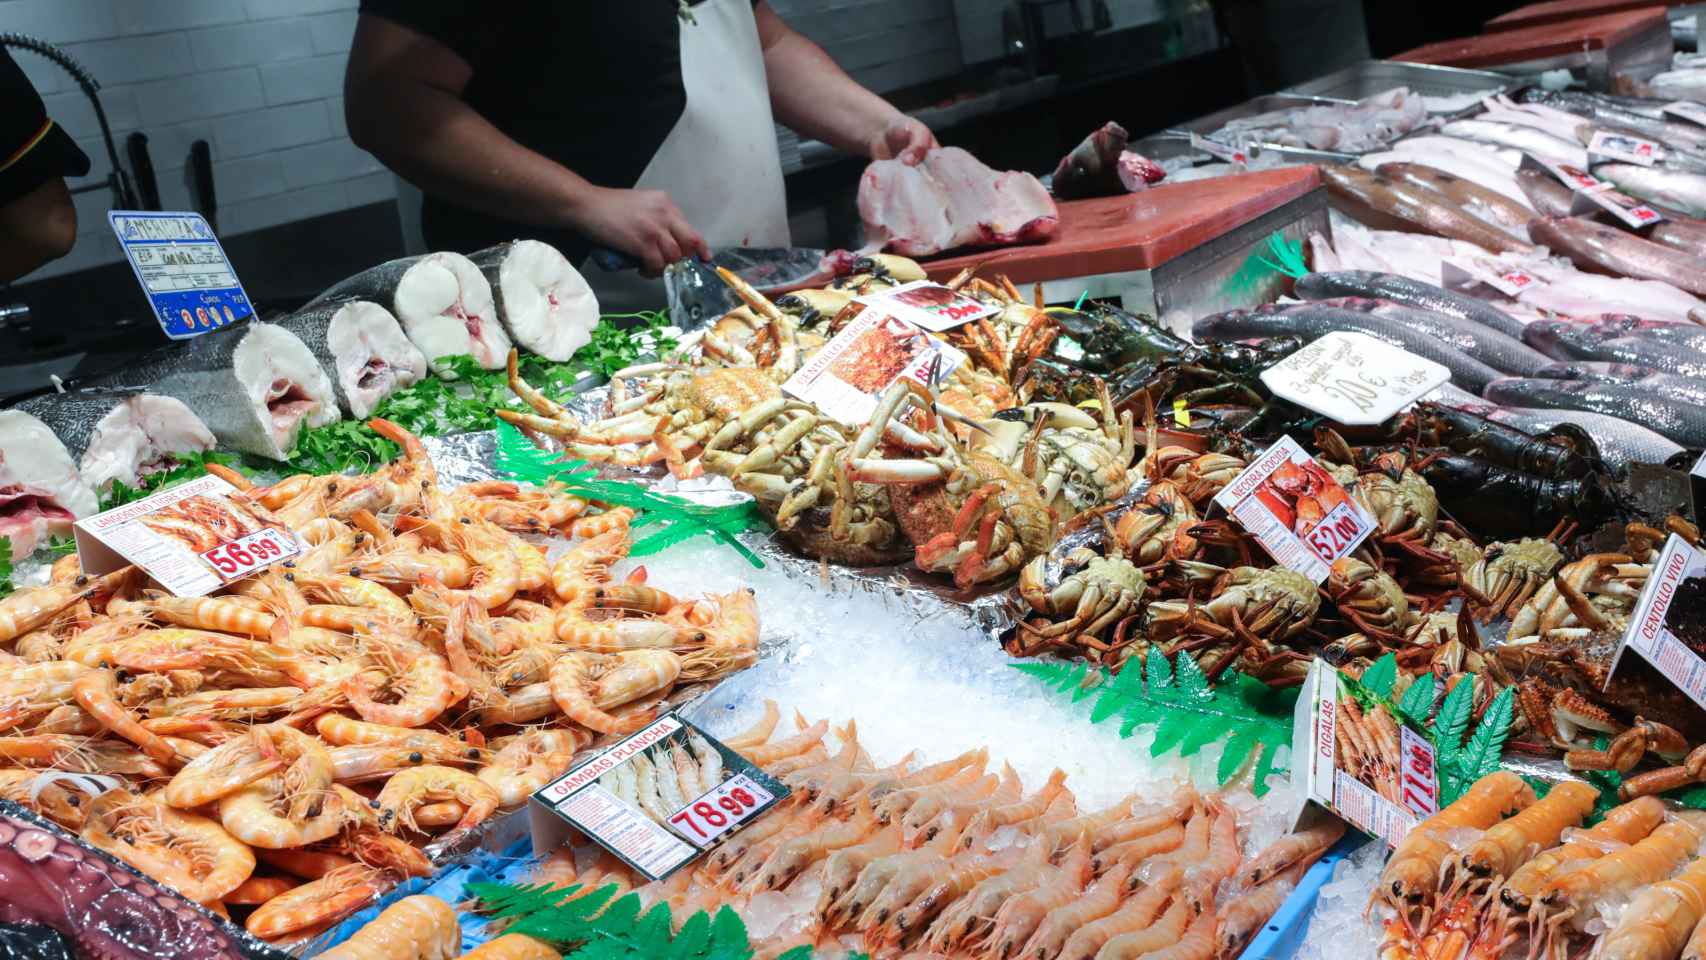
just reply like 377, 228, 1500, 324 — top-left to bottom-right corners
1509, 260, 1706, 325
471, 240, 598, 362
0, 410, 97, 559
1440, 119, 1588, 169
1359, 136, 1531, 208
392, 252, 512, 376
79, 395, 216, 492
324, 301, 428, 418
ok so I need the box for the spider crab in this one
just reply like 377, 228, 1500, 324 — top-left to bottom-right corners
1143, 564, 1319, 685
1012, 544, 1145, 660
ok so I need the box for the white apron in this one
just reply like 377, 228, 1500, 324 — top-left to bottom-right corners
585, 0, 791, 311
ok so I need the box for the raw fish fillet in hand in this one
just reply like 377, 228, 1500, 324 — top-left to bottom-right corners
859, 147, 1059, 257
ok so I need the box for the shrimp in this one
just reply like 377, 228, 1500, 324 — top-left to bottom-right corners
137, 594, 277, 637
223, 875, 297, 906
477, 728, 582, 805
816, 823, 905, 910
961, 768, 1069, 851
449, 521, 521, 610
246, 863, 393, 940
81, 789, 255, 903
987, 838, 1094, 960
1377, 770, 1533, 915
1116, 894, 1216, 960
670, 740, 705, 799
1093, 823, 1185, 875
256, 846, 355, 879
1215, 861, 1309, 959
742, 717, 832, 766
218, 775, 347, 849
1234, 818, 1346, 889
1498, 796, 1664, 915
163, 728, 285, 807
1095, 896, 1195, 960
903, 767, 1008, 848
548, 650, 681, 734
570, 506, 636, 538
0, 769, 92, 828
1058, 869, 1176, 960
850, 832, 960, 941
1018, 861, 1134, 960
72, 668, 188, 767
750, 798, 881, 893
474, 681, 561, 726
376, 764, 500, 843
0, 568, 129, 643
1038, 796, 1138, 856
0, 660, 91, 731
314, 893, 460, 960
924, 841, 1052, 952
1459, 780, 1597, 884
881, 850, 1011, 947
299, 573, 413, 620
1596, 856, 1706, 960
650, 747, 689, 814
1183, 801, 1240, 897
0, 733, 167, 777
459, 935, 560, 960
554, 613, 684, 652
726, 700, 781, 749
345, 654, 471, 728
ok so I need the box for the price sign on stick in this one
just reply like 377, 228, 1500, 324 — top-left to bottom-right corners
1213, 435, 1376, 584
1259, 332, 1449, 426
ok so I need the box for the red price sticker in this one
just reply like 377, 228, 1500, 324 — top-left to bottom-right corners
1303, 500, 1372, 565
666, 774, 775, 847
1500, 271, 1533, 289
199, 527, 299, 582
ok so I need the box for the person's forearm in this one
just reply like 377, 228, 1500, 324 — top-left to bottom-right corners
346, 81, 594, 227
760, 29, 904, 157
0, 178, 77, 283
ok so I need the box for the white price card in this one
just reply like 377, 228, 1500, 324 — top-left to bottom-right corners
1213, 435, 1376, 584
1569, 183, 1665, 229
1588, 130, 1660, 166
1608, 534, 1706, 708
1665, 101, 1706, 127
782, 306, 965, 426
1259, 331, 1450, 426
529, 713, 789, 881
854, 279, 999, 332
72, 475, 299, 597
667, 774, 776, 847
1523, 152, 1604, 192
1440, 258, 1538, 298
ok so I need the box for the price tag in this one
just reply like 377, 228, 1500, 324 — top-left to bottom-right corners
529, 714, 789, 881
1189, 132, 1248, 165
667, 774, 775, 847
1440, 258, 1536, 297
1664, 101, 1706, 126
1292, 658, 1432, 847
108, 211, 255, 340
1213, 435, 1376, 583
781, 306, 966, 426
854, 280, 999, 332
72, 475, 299, 596
1607, 534, 1706, 708
1569, 183, 1665, 229
1259, 331, 1450, 426
1588, 130, 1660, 166
1522, 151, 1604, 192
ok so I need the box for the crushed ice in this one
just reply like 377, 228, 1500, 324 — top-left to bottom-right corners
1295, 838, 1385, 960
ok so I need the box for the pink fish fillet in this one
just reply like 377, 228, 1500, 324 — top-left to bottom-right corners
858, 147, 1059, 257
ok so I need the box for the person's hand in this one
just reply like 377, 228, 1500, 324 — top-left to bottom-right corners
569, 185, 709, 277
870, 116, 936, 165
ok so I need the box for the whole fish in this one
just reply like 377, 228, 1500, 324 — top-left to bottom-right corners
1322, 165, 1533, 254
1649, 218, 1706, 259
308, 252, 511, 376
1593, 164, 1706, 218
1523, 320, 1706, 377
1528, 217, 1706, 296
1440, 119, 1588, 168
13, 390, 216, 493
1534, 360, 1663, 380
1515, 89, 1706, 149
1514, 166, 1577, 218
0, 410, 98, 559
1314, 296, 1552, 374
1375, 161, 1535, 239
1294, 270, 1528, 340
1590, 315, 1706, 355
1483, 377, 1706, 448
1430, 383, 1683, 470
272, 300, 428, 418
470, 240, 599, 362
1358, 136, 1532, 208
85, 321, 340, 461
1191, 303, 1503, 391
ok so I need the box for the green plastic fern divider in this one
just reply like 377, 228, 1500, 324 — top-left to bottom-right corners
492, 418, 769, 567
1011, 650, 1296, 796
1218, 230, 1310, 298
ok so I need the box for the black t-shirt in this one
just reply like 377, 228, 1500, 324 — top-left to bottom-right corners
361, 0, 753, 263
0, 49, 90, 206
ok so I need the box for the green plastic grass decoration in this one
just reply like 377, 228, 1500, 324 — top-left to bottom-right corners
1013, 650, 1296, 795
466, 881, 867, 960
493, 419, 768, 567
1344, 652, 1515, 805
1219, 231, 1310, 299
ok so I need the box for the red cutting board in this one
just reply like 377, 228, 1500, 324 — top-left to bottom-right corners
918, 166, 1322, 285
1487, 0, 1683, 32
1396, 7, 1666, 67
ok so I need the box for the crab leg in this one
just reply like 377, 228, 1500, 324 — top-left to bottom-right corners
506, 349, 568, 419
733, 415, 819, 476
704, 398, 788, 454
716, 266, 800, 373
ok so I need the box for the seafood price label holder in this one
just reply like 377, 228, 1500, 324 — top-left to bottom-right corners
107, 211, 255, 340
530, 713, 789, 882
1293, 658, 1438, 848
1608, 534, 1706, 709
782, 305, 967, 426
72, 475, 301, 597
1213, 434, 1376, 584
853, 280, 999, 333
1518, 154, 1664, 229
1258, 331, 1449, 426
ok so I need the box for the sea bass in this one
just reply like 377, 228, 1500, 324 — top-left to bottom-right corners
470, 240, 599, 362
1374, 161, 1535, 239
1322, 164, 1533, 254
1294, 270, 1528, 339
1483, 377, 1706, 448
1439, 119, 1588, 168
1589, 315, 1706, 355
1312, 296, 1552, 374
0, 410, 97, 559
89, 321, 339, 461
15, 390, 216, 493
1528, 217, 1706, 296
310, 252, 511, 376
1191, 303, 1503, 391
273, 300, 427, 418
1593, 164, 1706, 218
1523, 319, 1706, 378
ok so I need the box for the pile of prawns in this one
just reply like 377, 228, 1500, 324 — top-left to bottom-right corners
509, 700, 1346, 960
1375, 770, 1706, 960
0, 418, 760, 941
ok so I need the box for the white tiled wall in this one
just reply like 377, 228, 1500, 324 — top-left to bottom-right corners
8, 0, 971, 283
5, 0, 374, 281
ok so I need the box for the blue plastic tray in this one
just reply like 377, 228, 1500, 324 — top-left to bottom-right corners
1236, 834, 1370, 960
